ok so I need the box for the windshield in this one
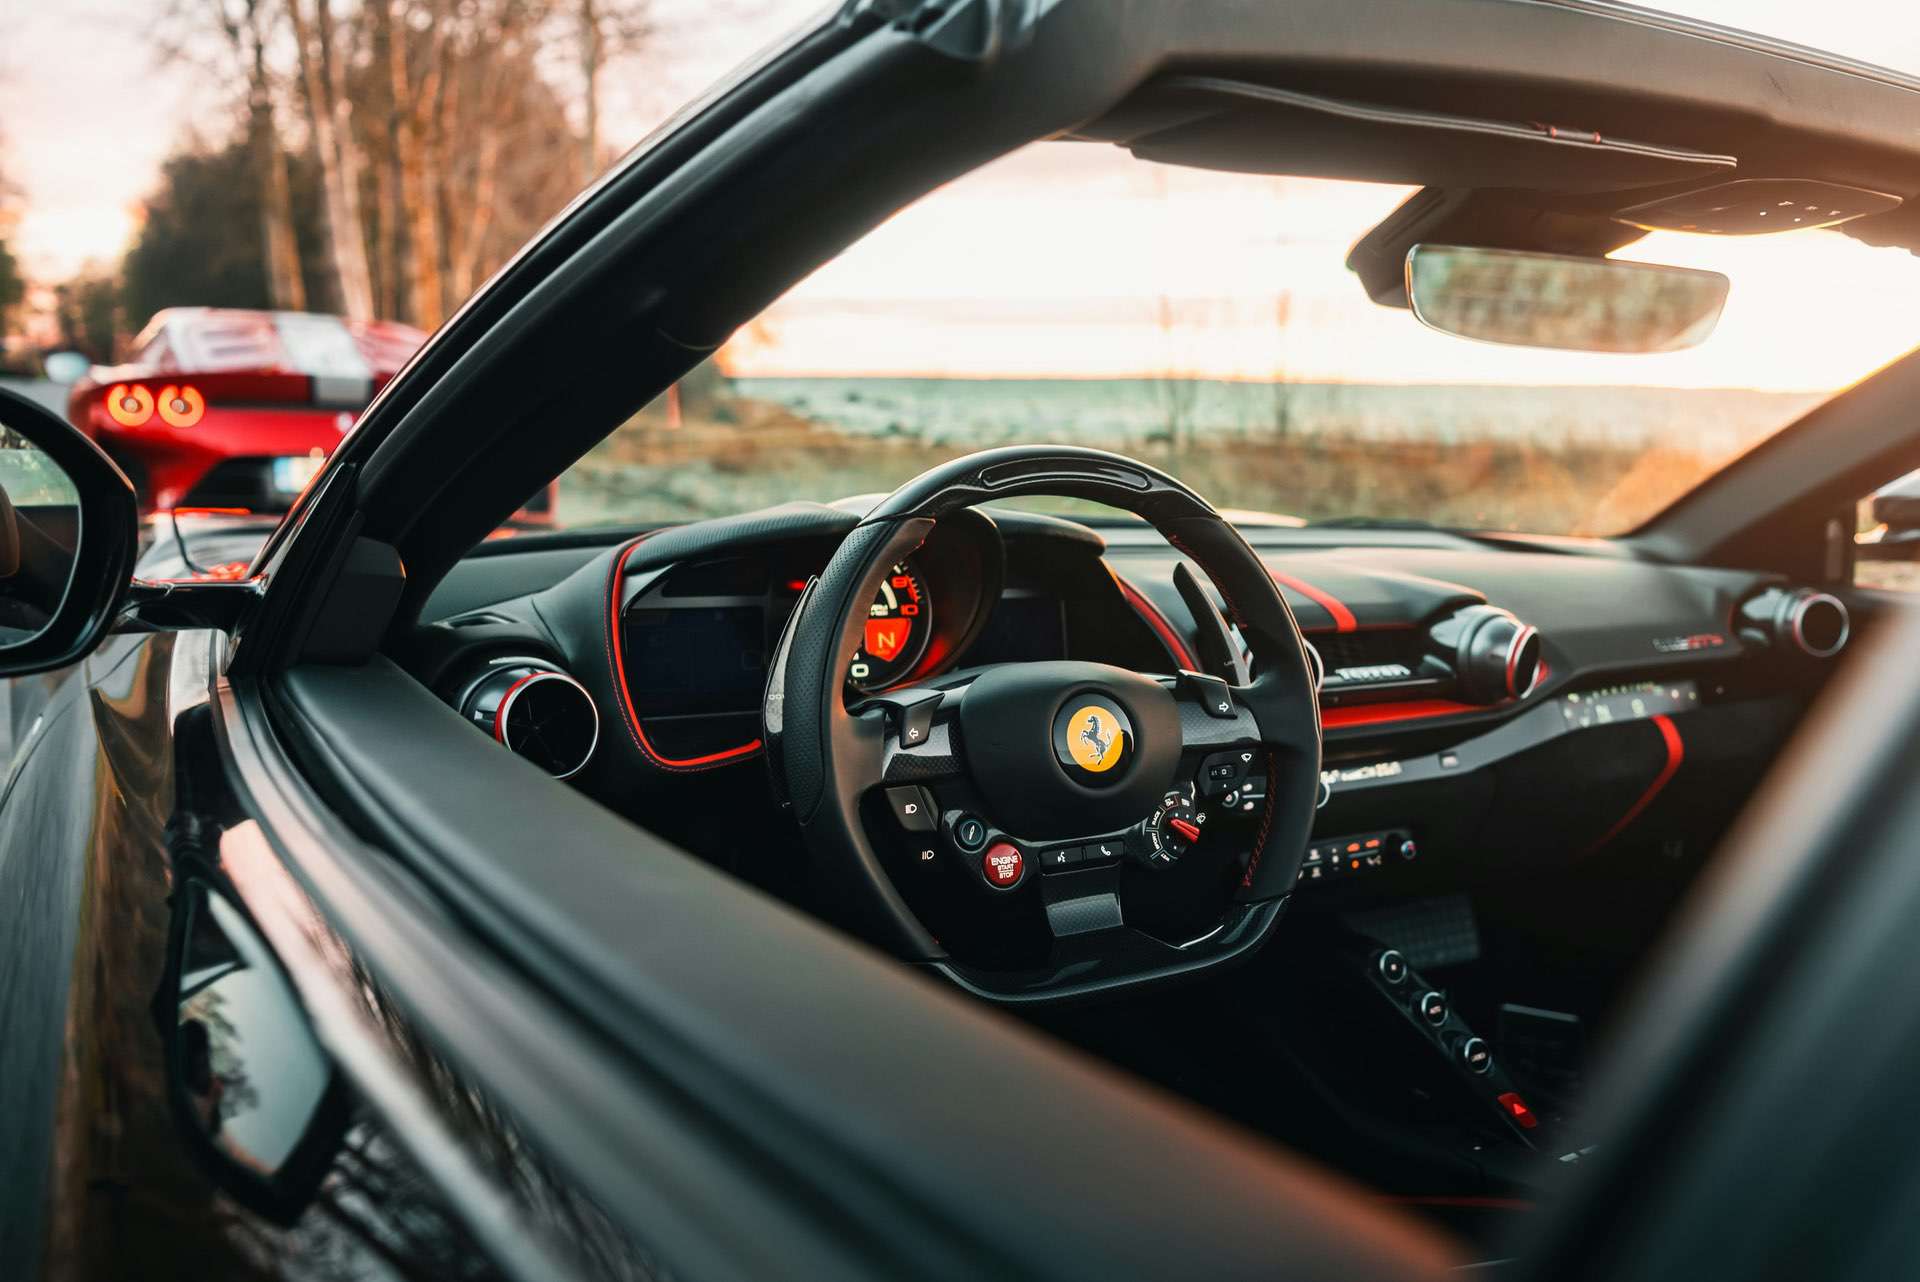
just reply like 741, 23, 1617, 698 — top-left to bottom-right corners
554, 142, 1920, 535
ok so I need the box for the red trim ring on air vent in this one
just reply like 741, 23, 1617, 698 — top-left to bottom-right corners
492, 672, 545, 743
606, 533, 764, 772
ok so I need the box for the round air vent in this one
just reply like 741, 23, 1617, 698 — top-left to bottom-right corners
1427, 605, 1543, 704
1739, 587, 1849, 660
460, 664, 599, 778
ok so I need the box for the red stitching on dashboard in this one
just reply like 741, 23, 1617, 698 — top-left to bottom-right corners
1111, 569, 1199, 669
1581, 713, 1684, 855
1269, 569, 1358, 632
605, 532, 764, 772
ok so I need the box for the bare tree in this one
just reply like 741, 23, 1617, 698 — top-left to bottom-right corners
158, 0, 308, 310
382, 0, 447, 325
288, 0, 376, 319
570, 0, 652, 182
239, 1, 308, 310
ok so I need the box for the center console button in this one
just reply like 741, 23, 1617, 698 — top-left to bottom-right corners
1417, 990, 1449, 1025
1455, 1036, 1493, 1075
1375, 949, 1410, 986
982, 842, 1026, 889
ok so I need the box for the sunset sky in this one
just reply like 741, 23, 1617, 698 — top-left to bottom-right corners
0, 0, 825, 278
3, 0, 1918, 393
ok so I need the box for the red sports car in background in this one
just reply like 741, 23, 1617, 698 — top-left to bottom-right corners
65, 308, 555, 522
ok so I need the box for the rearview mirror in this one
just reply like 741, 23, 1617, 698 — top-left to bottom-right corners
1405, 244, 1729, 353
0, 387, 139, 675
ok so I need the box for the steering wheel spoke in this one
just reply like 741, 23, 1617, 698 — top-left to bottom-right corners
1163, 669, 1264, 753
871, 696, 966, 787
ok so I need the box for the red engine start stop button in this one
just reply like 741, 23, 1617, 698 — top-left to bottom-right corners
982, 842, 1025, 889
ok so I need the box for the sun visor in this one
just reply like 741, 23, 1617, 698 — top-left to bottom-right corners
1088, 77, 1738, 194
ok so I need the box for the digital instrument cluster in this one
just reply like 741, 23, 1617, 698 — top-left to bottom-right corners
851, 562, 930, 691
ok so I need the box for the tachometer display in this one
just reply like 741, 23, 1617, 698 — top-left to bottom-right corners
850, 562, 929, 690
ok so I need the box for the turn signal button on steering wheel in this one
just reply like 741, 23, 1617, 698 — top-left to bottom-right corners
982, 842, 1026, 890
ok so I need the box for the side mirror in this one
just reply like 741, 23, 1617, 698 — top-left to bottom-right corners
1405, 244, 1730, 353
0, 386, 139, 675
41, 351, 91, 385
157, 878, 349, 1223
1860, 469, 1920, 562
1871, 470, 1920, 533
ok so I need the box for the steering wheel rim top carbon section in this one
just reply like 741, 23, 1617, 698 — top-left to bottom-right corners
763, 445, 1323, 1000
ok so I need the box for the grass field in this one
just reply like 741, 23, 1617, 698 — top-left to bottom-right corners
557, 377, 1819, 535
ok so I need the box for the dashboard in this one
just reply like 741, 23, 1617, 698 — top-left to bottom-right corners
407, 498, 1852, 973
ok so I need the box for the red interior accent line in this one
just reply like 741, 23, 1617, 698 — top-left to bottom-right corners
492, 672, 544, 744
1269, 568, 1358, 633
608, 533, 764, 770
1583, 713, 1685, 855
1321, 699, 1484, 730
1112, 570, 1200, 669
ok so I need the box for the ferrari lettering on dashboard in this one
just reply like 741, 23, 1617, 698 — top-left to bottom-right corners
1651, 632, 1726, 653
1321, 760, 1404, 786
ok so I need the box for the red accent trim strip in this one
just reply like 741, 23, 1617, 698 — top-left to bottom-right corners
1583, 713, 1684, 855
1321, 699, 1483, 730
1112, 570, 1200, 669
607, 533, 764, 771
1269, 569, 1358, 633
492, 672, 545, 744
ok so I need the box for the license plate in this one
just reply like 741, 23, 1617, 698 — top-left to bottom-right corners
270, 454, 326, 495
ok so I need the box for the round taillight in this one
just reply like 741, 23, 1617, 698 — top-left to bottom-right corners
106, 383, 154, 427
156, 384, 205, 428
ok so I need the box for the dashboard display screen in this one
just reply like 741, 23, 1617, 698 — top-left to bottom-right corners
1559, 679, 1699, 729
624, 606, 768, 717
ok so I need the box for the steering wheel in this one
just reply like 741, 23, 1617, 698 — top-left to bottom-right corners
764, 446, 1322, 1001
